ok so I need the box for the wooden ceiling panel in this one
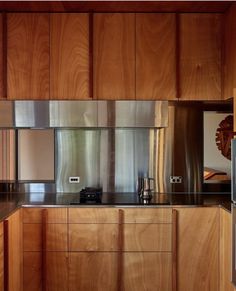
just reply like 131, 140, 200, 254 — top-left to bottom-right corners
0, 1, 231, 13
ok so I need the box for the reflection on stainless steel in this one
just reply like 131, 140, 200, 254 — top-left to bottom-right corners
15, 101, 50, 128
0, 101, 14, 127
50, 101, 97, 127
0, 101, 168, 128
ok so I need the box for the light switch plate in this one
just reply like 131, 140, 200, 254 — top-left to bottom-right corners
69, 177, 80, 183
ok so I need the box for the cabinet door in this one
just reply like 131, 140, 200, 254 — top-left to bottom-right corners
7, 13, 49, 99
123, 252, 172, 291
220, 209, 235, 291
136, 13, 176, 100
6, 209, 23, 291
94, 13, 135, 100
50, 13, 90, 99
0, 223, 3, 291
23, 252, 42, 291
176, 207, 219, 291
69, 252, 118, 291
179, 14, 222, 100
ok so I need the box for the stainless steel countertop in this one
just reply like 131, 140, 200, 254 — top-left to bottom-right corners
0, 192, 232, 221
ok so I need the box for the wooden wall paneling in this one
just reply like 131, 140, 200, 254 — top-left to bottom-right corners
69, 252, 118, 291
123, 252, 172, 291
94, 13, 135, 100
176, 207, 219, 291
50, 13, 90, 99
6, 209, 23, 291
220, 209, 235, 291
179, 13, 222, 100
0, 13, 4, 99
7, 13, 49, 99
224, 3, 236, 99
136, 13, 177, 100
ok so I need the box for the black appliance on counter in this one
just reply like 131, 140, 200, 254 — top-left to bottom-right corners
71, 187, 102, 204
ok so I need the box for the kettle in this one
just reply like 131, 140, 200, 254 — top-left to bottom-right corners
137, 177, 155, 199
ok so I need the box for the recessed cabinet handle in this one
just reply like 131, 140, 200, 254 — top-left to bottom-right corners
3, 220, 9, 291
42, 209, 48, 291
117, 209, 124, 291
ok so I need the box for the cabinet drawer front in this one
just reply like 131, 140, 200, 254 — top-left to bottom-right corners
68, 208, 119, 223
24, 223, 68, 251
123, 208, 172, 223
69, 224, 118, 251
23, 252, 42, 291
69, 252, 117, 291
23, 208, 67, 223
123, 252, 172, 291
124, 224, 172, 251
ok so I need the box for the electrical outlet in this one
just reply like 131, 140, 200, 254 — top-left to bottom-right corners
170, 176, 182, 184
69, 177, 80, 183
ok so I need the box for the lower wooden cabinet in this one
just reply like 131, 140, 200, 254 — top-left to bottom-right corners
69, 252, 118, 291
0, 223, 4, 291
176, 207, 219, 291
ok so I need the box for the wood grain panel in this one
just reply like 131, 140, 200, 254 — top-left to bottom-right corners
69, 224, 118, 251
123, 252, 172, 291
176, 207, 219, 291
23, 224, 42, 251
220, 208, 235, 291
23, 252, 42, 291
124, 224, 172, 251
23, 208, 67, 223
46, 252, 68, 291
0, 234, 3, 291
0, 14, 3, 99
122, 208, 172, 223
46, 224, 68, 251
69, 208, 118, 223
0, 130, 15, 181
7, 13, 49, 99
179, 14, 222, 100
69, 252, 117, 291
6, 209, 23, 291
94, 13, 135, 100
136, 13, 176, 100
50, 13, 90, 99
224, 3, 236, 99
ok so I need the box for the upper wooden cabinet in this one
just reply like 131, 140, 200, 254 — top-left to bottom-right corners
50, 13, 90, 100
7, 13, 50, 100
136, 13, 177, 100
179, 14, 222, 100
93, 13, 135, 100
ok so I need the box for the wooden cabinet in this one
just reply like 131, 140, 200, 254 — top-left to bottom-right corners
136, 13, 176, 100
94, 13, 135, 100
22, 208, 68, 291
220, 208, 235, 291
0, 223, 4, 291
7, 13, 49, 100
5, 209, 23, 291
176, 207, 219, 291
179, 14, 222, 100
50, 13, 90, 99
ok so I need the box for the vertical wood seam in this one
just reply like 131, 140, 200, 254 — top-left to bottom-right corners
175, 13, 180, 100
89, 13, 94, 99
2, 12, 7, 99
3, 220, 9, 291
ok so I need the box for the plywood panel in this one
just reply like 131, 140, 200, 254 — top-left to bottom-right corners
179, 14, 222, 100
7, 13, 49, 99
69, 252, 117, 291
123, 208, 172, 223
176, 207, 219, 291
50, 13, 90, 99
94, 13, 135, 100
124, 224, 172, 251
23, 208, 67, 223
69, 208, 118, 223
123, 252, 172, 291
23, 252, 42, 291
136, 13, 176, 100
69, 224, 118, 251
